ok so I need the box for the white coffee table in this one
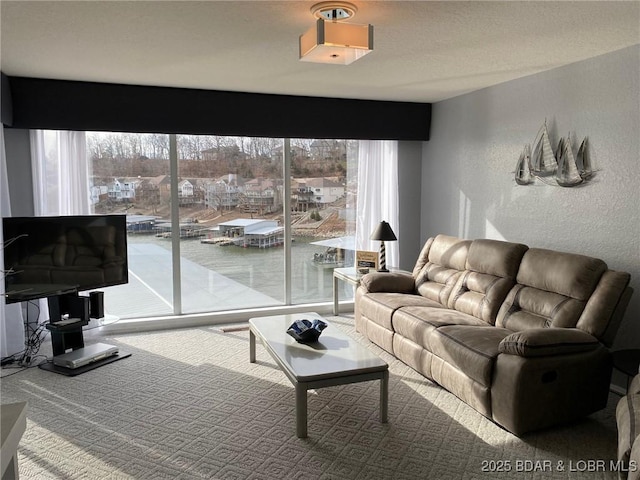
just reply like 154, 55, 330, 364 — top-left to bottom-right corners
1, 402, 27, 480
249, 312, 389, 438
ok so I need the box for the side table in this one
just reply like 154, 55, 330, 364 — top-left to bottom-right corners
612, 349, 640, 391
333, 267, 362, 315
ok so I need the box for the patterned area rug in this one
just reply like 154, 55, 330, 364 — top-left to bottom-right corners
1, 315, 621, 479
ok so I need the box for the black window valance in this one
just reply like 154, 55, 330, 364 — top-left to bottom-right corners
2, 74, 431, 141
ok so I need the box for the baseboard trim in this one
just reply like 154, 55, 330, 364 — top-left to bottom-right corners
98, 302, 355, 334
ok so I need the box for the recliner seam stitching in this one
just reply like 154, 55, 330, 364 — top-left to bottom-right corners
548, 296, 572, 325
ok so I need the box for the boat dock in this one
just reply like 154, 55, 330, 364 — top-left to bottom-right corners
200, 237, 237, 246
154, 222, 208, 239
201, 218, 284, 248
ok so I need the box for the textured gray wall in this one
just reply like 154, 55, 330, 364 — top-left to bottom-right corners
421, 45, 639, 350
397, 141, 423, 271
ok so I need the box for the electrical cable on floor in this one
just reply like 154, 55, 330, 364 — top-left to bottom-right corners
21, 300, 47, 365
1, 300, 50, 373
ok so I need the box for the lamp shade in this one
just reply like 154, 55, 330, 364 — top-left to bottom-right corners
370, 221, 397, 242
300, 19, 373, 65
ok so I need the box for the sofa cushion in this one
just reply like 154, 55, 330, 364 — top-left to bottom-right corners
430, 325, 512, 387
426, 235, 470, 270
448, 273, 516, 325
446, 239, 527, 325
466, 239, 528, 279
392, 306, 487, 349
516, 248, 606, 301
496, 248, 607, 331
358, 292, 443, 330
496, 285, 587, 331
414, 235, 471, 306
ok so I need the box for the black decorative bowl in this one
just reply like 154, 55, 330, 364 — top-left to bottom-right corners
287, 318, 328, 343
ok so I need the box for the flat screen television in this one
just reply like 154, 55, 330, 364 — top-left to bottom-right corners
2, 215, 128, 305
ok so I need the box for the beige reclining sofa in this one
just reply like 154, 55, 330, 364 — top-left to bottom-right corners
355, 234, 632, 436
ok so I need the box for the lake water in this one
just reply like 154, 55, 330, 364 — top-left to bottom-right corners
108, 233, 354, 318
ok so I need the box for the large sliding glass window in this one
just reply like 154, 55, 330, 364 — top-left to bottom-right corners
87, 132, 174, 319
175, 135, 286, 313
289, 139, 357, 305
83, 132, 358, 319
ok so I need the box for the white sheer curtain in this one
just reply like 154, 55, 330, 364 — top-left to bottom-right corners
30, 130, 91, 216
1, 128, 26, 359
28, 130, 90, 324
356, 140, 399, 269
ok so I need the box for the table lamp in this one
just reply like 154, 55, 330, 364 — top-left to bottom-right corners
370, 221, 397, 272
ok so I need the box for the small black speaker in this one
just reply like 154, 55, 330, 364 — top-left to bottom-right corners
89, 291, 105, 319
68, 295, 90, 322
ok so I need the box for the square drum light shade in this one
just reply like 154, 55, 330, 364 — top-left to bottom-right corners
300, 19, 373, 65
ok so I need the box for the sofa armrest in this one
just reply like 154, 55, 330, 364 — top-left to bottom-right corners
498, 328, 601, 357
360, 272, 415, 294
617, 393, 640, 478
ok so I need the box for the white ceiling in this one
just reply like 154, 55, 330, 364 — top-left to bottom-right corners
1, 1, 639, 103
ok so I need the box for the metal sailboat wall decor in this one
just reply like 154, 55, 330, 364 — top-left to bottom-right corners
530, 121, 557, 177
576, 137, 593, 180
514, 121, 595, 188
515, 144, 533, 185
556, 132, 583, 187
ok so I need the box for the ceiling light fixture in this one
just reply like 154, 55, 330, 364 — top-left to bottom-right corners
299, 1, 373, 65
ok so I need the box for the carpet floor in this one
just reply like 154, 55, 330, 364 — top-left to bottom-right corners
1, 314, 622, 479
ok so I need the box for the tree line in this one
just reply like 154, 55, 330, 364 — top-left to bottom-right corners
88, 133, 350, 180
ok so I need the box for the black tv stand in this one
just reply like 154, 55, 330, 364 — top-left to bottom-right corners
39, 351, 131, 376
45, 318, 90, 356
39, 293, 131, 376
